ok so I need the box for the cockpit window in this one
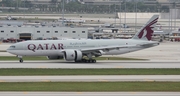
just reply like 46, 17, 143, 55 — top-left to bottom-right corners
10, 46, 15, 48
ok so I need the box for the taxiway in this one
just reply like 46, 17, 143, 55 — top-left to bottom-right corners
0, 60, 179, 68
0, 75, 179, 82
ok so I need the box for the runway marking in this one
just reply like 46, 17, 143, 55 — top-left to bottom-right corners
98, 79, 109, 82
143, 79, 155, 82
23, 92, 28, 94
0, 80, 5, 82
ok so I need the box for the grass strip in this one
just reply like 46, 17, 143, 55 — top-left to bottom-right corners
0, 50, 6, 52
0, 56, 144, 61
0, 82, 180, 91
0, 56, 47, 60
0, 68, 180, 75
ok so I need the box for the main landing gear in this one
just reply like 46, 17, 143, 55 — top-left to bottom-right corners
75, 53, 97, 63
17, 56, 23, 63
75, 59, 96, 63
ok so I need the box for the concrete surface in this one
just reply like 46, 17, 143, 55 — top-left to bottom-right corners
0, 61, 179, 68
0, 75, 180, 82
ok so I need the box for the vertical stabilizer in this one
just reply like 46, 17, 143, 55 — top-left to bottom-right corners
132, 15, 159, 41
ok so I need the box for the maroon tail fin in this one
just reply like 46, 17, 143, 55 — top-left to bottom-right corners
132, 15, 159, 41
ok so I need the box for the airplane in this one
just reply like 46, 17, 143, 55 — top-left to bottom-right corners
7, 15, 159, 63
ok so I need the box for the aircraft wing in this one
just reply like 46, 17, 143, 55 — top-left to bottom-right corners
137, 42, 159, 47
80, 45, 137, 53
60, 42, 158, 54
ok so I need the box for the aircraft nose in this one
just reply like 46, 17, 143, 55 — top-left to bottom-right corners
6, 47, 11, 53
6, 45, 15, 54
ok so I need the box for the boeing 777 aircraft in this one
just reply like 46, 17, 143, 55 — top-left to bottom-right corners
7, 15, 159, 63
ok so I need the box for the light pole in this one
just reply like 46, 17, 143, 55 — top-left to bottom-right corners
115, 4, 116, 26
24, 0, 27, 21
169, 6, 170, 30
124, 0, 126, 33
174, 2, 176, 30
62, 0, 65, 26
134, 0, 137, 32
109, 4, 110, 13
171, 8, 172, 31
119, 1, 122, 32
16, 0, 19, 13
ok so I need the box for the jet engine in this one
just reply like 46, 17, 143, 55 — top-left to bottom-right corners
47, 56, 63, 60
64, 50, 82, 61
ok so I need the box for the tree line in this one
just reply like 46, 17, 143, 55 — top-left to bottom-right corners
0, 0, 169, 13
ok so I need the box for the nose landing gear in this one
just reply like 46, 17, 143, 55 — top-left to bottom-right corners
17, 55, 23, 63
19, 58, 23, 63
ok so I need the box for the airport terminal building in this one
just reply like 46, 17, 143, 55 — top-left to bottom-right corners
0, 25, 88, 40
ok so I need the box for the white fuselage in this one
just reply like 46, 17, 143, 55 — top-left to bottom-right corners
7, 39, 158, 56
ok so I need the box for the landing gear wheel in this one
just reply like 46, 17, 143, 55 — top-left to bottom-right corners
86, 59, 96, 63
82, 59, 86, 62
79, 58, 97, 63
89, 60, 92, 63
19, 59, 23, 63
92, 60, 96, 63
17, 56, 23, 63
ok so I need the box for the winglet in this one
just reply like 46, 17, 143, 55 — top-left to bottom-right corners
132, 15, 159, 41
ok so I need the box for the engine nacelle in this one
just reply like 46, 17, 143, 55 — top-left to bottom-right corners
47, 56, 63, 60
64, 50, 82, 61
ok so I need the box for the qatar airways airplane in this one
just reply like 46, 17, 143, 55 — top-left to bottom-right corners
7, 15, 159, 63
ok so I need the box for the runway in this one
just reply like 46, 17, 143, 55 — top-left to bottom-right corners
0, 92, 180, 96
0, 60, 180, 68
0, 75, 180, 82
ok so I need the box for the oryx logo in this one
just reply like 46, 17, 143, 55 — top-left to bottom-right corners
138, 17, 158, 41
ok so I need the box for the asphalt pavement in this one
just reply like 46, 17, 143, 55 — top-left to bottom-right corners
0, 75, 179, 82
